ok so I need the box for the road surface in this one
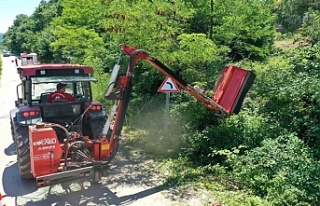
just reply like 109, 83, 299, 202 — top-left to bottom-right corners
0, 56, 207, 206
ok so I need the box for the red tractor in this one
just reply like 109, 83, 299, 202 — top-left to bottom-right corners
20, 52, 38, 66
10, 64, 113, 185
10, 45, 255, 186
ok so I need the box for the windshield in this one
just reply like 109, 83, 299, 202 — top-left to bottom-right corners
31, 82, 92, 102
32, 76, 97, 83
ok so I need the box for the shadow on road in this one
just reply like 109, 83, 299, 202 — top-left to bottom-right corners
3, 163, 170, 206
2, 143, 174, 206
2, 162, 38, 197
22, 182, 168, 206
4, 143, 16, 156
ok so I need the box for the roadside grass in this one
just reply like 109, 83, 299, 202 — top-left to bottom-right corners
274, 33, 311, 50
121, 127, 271, 206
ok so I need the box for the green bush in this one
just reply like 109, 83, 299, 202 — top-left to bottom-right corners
271, 45, 320, 153
239, 48, 320, 154
228, 134, 320, 205
181, 109, 288, 165
212, 0, 275, 60
300, 9, 320, 44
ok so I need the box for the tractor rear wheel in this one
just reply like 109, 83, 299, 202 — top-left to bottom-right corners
14, 119, 33, 179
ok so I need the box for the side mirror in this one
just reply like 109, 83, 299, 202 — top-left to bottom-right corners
17, 67, 23, 74
15, 98, 23, 107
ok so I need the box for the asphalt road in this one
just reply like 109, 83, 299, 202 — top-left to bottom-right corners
0, 56, 205, 206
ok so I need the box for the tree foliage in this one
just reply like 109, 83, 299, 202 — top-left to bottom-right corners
3, 14, 35, 55
229, 134, 320, 205
300, 9, 320, 45
3, 0, 62, 58
275, 0, 320, 32
212, 0, 275, 60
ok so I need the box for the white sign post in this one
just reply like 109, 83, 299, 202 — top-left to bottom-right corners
157, 77, 180, 135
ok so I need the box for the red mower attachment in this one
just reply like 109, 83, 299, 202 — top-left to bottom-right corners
28, 123, 114, 187
29, 124, 62, 177
213, 66, 256, 114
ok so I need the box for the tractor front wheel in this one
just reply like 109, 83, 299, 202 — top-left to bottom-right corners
14, 119, 33, 179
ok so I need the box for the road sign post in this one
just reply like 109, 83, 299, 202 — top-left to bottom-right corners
164, 92, 170, 134
158, 77, 180, 135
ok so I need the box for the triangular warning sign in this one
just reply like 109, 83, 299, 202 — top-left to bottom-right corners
157, 77, 180, 93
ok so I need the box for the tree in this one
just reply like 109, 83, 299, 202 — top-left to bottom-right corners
275, 0, 320, 32
212, 0, 275, 60
4, 14, 35, 55
3, 0, 63, 60
300, 9, 320, 45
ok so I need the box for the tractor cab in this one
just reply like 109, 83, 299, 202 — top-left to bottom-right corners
12, 64, 106, 141
30, 73, 96, 105
32, 75, 96, 127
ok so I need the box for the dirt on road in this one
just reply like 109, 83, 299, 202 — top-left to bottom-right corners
0, 56, 211, 206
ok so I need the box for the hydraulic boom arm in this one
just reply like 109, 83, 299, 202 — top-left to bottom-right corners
120, 45, 228, 113
103, 45, 255, 150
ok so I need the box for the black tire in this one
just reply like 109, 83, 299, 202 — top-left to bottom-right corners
13, 118, 33, 179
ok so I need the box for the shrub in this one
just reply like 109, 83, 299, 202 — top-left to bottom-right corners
228, 134, 320, 205
181, 109, 284, 165
300, 9, 320, 45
